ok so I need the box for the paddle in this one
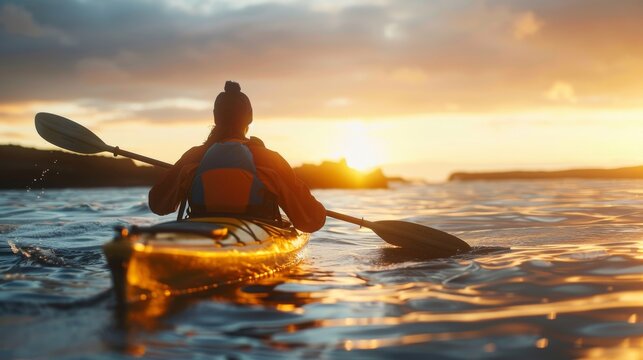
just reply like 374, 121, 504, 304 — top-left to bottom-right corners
325, 210, 469, 255
35, 112, 471, 255
35, 112, 171, 168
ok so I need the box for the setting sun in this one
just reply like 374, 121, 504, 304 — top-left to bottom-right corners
332, 122, 382, 171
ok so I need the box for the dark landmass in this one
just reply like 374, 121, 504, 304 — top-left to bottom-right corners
294, 159, 389, 189
0, 145, 165, 189
449, 166, 643, 181
385, 175, 410, 183
0, 145, 395, 190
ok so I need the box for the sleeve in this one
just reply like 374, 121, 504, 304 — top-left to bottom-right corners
252, 147, 326, 232
148, 146, 205, 215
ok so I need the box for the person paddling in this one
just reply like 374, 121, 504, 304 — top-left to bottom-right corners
148, 81, 326, 232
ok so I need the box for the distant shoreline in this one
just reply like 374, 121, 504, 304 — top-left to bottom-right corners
449, 166, 643, 181
7, 144, 639, 188
0, 145, 398, 190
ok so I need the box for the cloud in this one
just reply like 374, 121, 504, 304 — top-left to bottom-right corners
1, 0, 643, 124
325, 97, 352, 108
0, 97, 213, 126
383, 22, 404, 40
106, 97, 213, 123
513, 11, 543, 39
0, 131, 25, 139
77, 58, 130, 84
390, 67, 428, 84
545, 81, 577, 103
112, 107, 208, 124
0, 4, 74, 45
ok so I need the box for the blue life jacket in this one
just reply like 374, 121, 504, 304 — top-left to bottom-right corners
188, 141, 279, 220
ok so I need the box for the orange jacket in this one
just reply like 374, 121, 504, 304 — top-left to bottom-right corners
148, 138, 326, 233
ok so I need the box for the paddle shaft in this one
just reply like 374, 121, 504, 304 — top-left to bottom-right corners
110, 146, 172, 168
35, 112, 470, 253
34, 112, 470, 256
325, 210, 375, 228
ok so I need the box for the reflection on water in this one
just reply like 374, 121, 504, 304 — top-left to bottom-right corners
0, 180, 642, 359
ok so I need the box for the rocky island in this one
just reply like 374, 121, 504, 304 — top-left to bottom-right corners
294, 159, 388, 189
0, 145, 392, 189
0, 144, 165, 189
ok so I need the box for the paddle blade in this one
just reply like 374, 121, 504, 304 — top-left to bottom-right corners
35, 112, 109, 154
370, 220, 470, 256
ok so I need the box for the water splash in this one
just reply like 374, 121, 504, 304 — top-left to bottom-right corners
8, 240, 66, 266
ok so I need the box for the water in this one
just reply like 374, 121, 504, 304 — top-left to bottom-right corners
1, 180, 642, 359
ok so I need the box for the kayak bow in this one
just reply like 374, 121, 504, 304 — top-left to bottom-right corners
104, 217, 309, 305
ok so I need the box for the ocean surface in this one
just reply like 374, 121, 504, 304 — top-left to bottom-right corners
1, 180, 642, 359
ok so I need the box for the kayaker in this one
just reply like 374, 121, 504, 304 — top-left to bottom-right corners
148, 81, 326, 232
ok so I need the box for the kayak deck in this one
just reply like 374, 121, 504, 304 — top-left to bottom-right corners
104, 217, 309, 305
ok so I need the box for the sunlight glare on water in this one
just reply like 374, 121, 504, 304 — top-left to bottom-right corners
0, 180, 642, 359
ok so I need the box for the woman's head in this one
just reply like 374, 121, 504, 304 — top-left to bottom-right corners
213, 81, 252, 132
204, 81, 252, 146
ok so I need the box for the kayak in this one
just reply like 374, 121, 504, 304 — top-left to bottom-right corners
104, 217, 309, 305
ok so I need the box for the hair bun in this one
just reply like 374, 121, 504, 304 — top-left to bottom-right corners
224, 81, 241, 93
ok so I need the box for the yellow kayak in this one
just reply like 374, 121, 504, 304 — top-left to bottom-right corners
104, 217, 309, 305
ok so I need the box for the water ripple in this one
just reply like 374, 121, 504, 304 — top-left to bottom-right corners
0, 181, 641, 359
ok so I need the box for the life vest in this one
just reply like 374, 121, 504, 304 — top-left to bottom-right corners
188, 140, 279, 220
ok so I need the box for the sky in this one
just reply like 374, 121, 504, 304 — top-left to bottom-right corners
1, 0, 642, 180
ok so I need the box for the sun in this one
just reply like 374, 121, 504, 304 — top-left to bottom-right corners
343, 143, 379, 171
335, 122, 381, 171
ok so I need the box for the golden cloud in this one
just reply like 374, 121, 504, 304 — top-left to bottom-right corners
545, 81, 577, 103
513, 11, 543, 39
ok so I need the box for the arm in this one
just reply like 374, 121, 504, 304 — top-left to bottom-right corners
148, 145, 206, 215
251, 146, 326, 232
